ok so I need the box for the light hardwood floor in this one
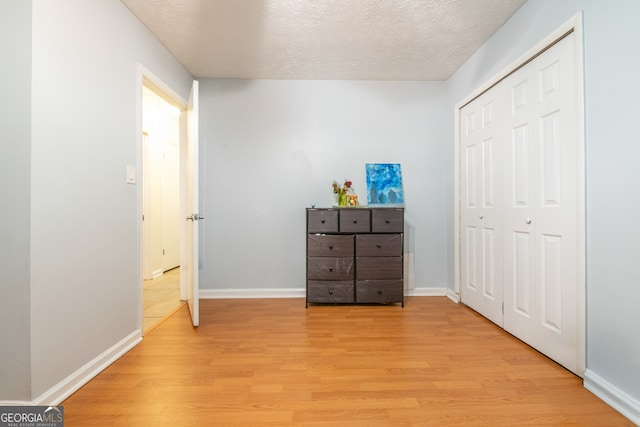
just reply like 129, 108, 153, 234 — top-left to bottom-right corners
63, 297, 632, 426
142, 267, 184, 333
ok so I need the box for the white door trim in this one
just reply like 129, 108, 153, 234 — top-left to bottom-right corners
453, 13, 585, 374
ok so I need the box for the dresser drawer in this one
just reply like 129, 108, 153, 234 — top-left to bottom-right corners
308, 234, 353, 257
356, 234, 402, 257
372, 209, 404, 232
339, 209, 370, 232
356, 257, 402, 280
308, 281, 355, 303
356, 280, 403, 303
307, 257, 354, 280
307, 209, 338, 233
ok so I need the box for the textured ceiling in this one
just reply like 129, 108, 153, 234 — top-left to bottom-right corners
121, 0, 527, 80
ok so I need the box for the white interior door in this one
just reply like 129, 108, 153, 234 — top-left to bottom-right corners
460, 89, 505, 327
502, 33, 578, 370
181, 80, 199, 327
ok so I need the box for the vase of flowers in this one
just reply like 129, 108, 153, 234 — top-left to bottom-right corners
332, 179, 352, 207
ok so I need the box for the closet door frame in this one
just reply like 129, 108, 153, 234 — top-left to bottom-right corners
453, 13, 585, 374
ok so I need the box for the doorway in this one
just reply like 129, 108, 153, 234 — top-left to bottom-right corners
141, 83, 184, 333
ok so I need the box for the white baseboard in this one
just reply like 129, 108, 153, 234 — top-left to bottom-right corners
446, 289, 461, 303
28, 330, 142, 406
584, 369, 640, 425
199, 287, 452, 300
406, 287, 448, 297
0, 400, 31, 406
199, 288, 306, 299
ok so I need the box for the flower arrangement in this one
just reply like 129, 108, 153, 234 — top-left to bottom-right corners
332, 179, 352, 196
332, 179, 355, 207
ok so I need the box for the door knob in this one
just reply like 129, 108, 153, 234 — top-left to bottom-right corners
186, 213, 204, 221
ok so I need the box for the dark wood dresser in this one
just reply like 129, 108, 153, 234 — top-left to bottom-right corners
306, 207, 404, 307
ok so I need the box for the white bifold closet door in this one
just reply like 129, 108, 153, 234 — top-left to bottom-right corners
460, 82, 505, 328
460, 32, 579, 374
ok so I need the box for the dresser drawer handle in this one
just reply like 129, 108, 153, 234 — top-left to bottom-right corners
353, 219, 358, 223
328, 267, 333, 272
385, 220, 390, 224
329, 289, 333, 295
377, 243, 382, 248
377, 290, 383, 295
329, 244, 334, 249
321, 219, 325, 223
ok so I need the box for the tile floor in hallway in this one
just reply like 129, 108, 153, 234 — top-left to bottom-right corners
142, 267, 184, 333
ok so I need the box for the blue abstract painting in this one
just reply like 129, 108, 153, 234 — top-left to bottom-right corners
366, 163, 404, 206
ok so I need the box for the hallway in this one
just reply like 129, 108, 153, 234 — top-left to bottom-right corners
142, 267, 183, 333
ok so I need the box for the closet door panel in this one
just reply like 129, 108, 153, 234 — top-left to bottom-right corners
459, 88, 505, 327
502, 33, 578, 372
532, 33, 579, 370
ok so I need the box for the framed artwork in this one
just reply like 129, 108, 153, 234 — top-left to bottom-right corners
365, 163, 404, 206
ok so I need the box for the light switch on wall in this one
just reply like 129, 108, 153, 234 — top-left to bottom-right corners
126, 165, 136, 184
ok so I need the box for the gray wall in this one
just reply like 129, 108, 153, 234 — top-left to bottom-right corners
1, 0, 194, 401
198, 79, 449, 293
447, 0, 640, 412
0, 0, 32, 401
